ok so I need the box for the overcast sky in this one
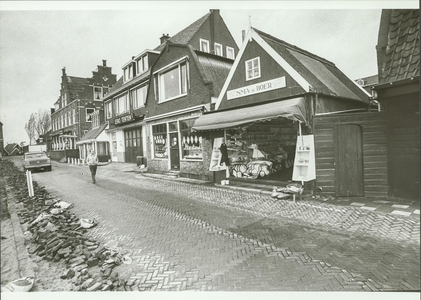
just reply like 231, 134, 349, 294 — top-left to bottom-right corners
0, 1, 418, 145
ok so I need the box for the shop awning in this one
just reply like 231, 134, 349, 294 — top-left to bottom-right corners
192, 97, 308, 131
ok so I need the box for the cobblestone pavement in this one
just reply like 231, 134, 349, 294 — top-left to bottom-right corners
13, 160, 421, 291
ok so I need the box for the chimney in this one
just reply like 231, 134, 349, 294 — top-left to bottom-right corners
209, 10, 220, 53
62, 67, 66, 76
242, 30, 246, 42
160, 34, 170, 44
102, 60, 107, 67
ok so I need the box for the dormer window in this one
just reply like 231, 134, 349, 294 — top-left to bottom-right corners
123, 64, 134, 82
214, 43, 223, 56
200, 39, 210, 53
136, 54, 149, 75
226, 46, 235, 59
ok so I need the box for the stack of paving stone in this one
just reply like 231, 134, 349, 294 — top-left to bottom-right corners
1, 160, 131, 292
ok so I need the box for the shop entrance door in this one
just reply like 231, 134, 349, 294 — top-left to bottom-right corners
335, 124, 364, 196
169, 132, 180, 170
124, 128, 143, 163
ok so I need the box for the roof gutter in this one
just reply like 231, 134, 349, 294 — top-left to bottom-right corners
373, 76, 419, 90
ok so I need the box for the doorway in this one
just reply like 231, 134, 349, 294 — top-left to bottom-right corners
334, 124, 364, 197
124, 128, 143, 163
169, 132, 180, 170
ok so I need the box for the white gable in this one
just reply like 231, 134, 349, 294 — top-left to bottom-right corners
215, 28, 311, 110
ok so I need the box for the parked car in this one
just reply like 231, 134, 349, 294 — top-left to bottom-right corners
22, 151, 52, 172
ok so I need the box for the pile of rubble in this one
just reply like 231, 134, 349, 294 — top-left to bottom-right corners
2, 160, 133, 292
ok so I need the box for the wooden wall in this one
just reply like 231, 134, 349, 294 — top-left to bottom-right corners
313, 112, 388, 197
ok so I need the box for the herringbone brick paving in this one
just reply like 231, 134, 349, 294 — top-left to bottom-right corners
24, 162, 420, 291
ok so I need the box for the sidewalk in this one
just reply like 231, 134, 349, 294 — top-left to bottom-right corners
82, 161, 420, 221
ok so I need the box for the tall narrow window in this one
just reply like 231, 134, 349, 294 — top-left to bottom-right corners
152, 123, 168, 158
214, 43, 223, 56
105, 102, 112, 119
226, 46, 235, 59
200, 39, 210, 53
245, 57, 261, 81
94, 87, 102, 100
132, 84, 148, 108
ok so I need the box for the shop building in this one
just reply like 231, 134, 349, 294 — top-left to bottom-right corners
193, 27, 375, 195
144, 9, 238, 179
49, 60, 117, 161
373, 9, 419, 200
102, 49, 160, 163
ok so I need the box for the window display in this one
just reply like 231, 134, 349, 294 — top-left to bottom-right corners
180, 118, 203, 160
152, 124, 168, 158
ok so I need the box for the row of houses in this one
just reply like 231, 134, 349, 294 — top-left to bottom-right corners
46, 9, 419, 200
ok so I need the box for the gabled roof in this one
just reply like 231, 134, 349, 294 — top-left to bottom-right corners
253, 28, 370, 101
154, 12, 211, 52
78, 123, 108, 143
377, 9, 419, 84
215, 27, 370, 109
4, 143, 20, 154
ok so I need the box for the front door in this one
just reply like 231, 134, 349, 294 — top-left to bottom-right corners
124, 128, 143, 163
335, 124, 364, 197
169, 132, 180, 170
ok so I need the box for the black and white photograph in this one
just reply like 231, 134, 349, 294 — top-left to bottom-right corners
0, 1, 419, 299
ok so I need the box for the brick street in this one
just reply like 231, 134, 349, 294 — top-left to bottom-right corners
7, 159, 421, 292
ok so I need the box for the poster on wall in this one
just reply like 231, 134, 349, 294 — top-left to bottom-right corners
209, 137, 227, 171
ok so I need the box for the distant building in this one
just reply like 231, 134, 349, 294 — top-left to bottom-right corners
49, 60, 117, 161
355, 74, 378, 95
4, 143, 22, 156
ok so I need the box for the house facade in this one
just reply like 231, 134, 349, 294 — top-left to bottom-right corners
373, 9, 420, 200
49, 60, 116, 161
102, 9, 239, 182
192, 27, 387, 197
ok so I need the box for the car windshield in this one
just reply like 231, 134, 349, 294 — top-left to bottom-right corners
25, 153, 47, 159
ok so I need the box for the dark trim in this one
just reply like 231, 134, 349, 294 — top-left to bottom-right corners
374, 76, 420, 90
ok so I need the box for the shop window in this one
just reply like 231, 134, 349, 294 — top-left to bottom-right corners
180, 118, 202, 160
152, 123, 168, 158
200, 39, 210, 53
86, 108, 95, 122
156, 60, 188, 102
246, 57, 261, 81
226, 46, 235, 59
214, 43, 223, 56
131, 84, 148, 109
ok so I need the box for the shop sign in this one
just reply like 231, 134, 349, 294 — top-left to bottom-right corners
227, 76, 286, 100
115, 114, 134, 125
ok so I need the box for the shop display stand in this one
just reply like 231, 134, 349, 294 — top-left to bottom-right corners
292, 125, 316, 183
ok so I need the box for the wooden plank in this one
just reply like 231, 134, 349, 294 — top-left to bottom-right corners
365, 191, 388, 198
362, 155, 388, 162
364, 173, 388, 179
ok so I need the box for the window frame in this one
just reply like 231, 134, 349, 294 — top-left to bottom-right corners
131, 84, 148, 109
94, 86, 102, 100
105, 101, 112, 119
245, 57, 261, 81
226, 46, 235, 59
154, 57, 189, 103
114, 93, 129, 116
179, 117, 203, 161
151, 122, 168, 159
86, 108, 95, 122
136, 54, 149, 75
200, 38, 210, 53
214, 43, 223, 56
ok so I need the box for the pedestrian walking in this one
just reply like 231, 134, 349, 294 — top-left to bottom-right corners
86, 149, 99, 183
